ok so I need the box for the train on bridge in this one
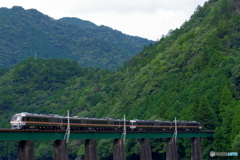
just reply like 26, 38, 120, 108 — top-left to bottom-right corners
10, 112, 202, 131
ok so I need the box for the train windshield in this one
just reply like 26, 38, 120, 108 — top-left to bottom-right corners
11, 116, 21, 121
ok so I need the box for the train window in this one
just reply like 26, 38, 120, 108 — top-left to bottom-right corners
72, 120, 80, 123
11, 116, 18, 121
11, 116, 19, 121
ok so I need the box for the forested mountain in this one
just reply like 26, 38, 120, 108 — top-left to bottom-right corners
1, 0, 240, 159
0, 6, 152, 70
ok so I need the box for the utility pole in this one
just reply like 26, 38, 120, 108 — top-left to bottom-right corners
173, 117, 177, 141
64, 110, 70, 143
35, 52, 37, 61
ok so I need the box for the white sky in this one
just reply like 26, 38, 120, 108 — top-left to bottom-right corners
0, 0, 207, 40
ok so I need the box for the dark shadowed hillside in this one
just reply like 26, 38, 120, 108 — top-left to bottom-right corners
0, 6, 153, 70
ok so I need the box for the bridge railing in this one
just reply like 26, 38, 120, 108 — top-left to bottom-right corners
0, 130, 213, 141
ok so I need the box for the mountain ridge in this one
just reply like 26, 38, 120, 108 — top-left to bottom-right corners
0, 6, 153, 70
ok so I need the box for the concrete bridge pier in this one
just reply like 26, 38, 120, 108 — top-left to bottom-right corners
191, 137, 202, 160
139, 138, 152, 160
113, 139, 126, 160
18, 140, 34, 160
85, 139, 98, 160
54, 140, 68, 160
166, 138, 178, 160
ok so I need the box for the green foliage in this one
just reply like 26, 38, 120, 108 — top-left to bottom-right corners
194, 96, 217, 130
35, 141, 54, 160
214, 86, 235, 151
98, 139, 113, 159
1, 0, 240, 159
0, 141, 18, 160
232, 134, 240, 153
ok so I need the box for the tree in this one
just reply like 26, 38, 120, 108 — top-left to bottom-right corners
232, 134, 240, 153
230, 103, 240, 143
214, 86, 235, 151
196, 96, 217, 130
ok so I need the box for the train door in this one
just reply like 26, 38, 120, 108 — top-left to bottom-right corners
60, 118, 63, 126
130, 120, 136, 131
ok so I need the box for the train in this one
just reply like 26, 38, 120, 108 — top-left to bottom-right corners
10, 112, 202, 131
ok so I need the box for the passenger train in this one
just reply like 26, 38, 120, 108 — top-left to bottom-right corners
10, 112, 202, 131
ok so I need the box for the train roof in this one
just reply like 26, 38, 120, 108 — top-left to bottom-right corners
13, 113, 129, 121
13, 113, 200, 124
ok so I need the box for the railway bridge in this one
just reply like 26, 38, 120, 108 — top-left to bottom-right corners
0, 129, 213, 160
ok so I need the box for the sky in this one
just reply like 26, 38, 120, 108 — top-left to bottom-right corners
0, 0, 207, 41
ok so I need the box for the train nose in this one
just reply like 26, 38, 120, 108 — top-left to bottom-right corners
11, 126, 17, 129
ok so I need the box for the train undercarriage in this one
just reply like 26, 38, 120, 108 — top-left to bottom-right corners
20, 125, 200, 131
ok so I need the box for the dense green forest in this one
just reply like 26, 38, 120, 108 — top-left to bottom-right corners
1, 0, 240, 159
0, 6, 152, 70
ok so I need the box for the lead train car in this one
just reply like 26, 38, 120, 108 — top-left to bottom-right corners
10, 112, 129, 131
10, 112, 202, 131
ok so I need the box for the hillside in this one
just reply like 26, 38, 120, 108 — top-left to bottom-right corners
0, 6, 152, 70
1, 0, 240, 159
